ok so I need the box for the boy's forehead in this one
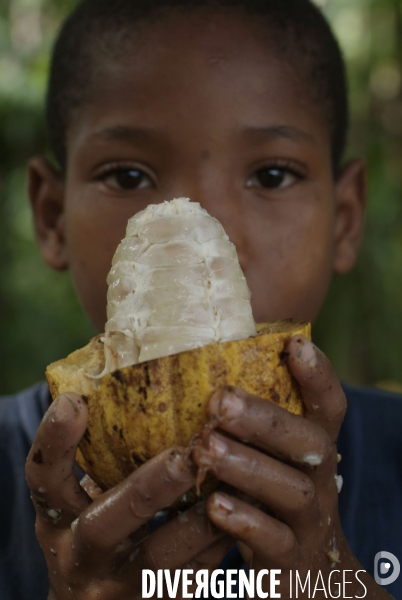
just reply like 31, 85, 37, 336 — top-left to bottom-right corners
140, 10, 275, 60
68, 11, 329, 155
115, 10, 279, 62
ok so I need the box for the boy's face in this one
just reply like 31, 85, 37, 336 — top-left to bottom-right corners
30, 12, 365, 332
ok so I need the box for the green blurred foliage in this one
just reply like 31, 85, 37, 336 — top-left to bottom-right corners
0, 0, 95, 394
314, 0, 402, 389
0, 0, 401, 394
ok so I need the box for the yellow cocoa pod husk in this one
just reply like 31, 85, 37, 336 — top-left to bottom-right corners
46, 319, 310, 497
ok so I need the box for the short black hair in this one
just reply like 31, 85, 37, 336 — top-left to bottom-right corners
46, 0, 348, 174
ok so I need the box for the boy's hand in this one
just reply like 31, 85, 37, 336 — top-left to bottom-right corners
192, 335, 391, 599
25, 394, 232, 600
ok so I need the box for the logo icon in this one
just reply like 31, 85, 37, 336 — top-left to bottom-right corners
374, 551, 400, 586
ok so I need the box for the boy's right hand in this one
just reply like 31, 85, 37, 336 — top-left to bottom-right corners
25, 393, 232, 600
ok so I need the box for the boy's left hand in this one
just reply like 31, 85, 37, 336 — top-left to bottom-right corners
192, 335, 388, 598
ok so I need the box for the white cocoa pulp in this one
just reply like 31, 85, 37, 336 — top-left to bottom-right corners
102, 198, 256, 373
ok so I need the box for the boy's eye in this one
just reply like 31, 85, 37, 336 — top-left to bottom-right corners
101, 168, 154, 190
246, 166, 300, 190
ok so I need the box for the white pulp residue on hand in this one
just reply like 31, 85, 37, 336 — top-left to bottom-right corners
101, 198, 256, 373
302, 452, 323, 466
334, 474, 343, 493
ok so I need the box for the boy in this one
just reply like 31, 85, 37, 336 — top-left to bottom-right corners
1, 0, 401, 598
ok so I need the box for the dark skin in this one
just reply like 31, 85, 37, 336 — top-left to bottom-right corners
25, 10, 390, 599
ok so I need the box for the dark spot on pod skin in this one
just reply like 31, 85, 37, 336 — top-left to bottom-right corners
113, 425, 118, 432
32, 449, 43, 464
269, 388, 280, 404
272, 421, 278, 427
144, 364, 151, 387
278, 350, 290, 366
138, 386, 147, 400
131, 453, 145, 468
112, 371, 124, 384
83, 429, 91, 443
119, 428, 124, 439
285, 393, 291, 403
81, 395, 88, 404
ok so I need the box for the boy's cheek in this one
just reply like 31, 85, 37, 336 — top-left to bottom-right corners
64, 232, 111, 330
63, 195, 129, 329
242, 206, 335, 323
247, 255, 333, 324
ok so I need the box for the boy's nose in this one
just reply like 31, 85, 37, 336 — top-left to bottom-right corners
180, 185, 248, 271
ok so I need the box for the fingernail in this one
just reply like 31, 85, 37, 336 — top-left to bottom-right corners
209, 434, 227, 459
166, 449, 194, 482
220, 388, 244, 420
208, 389, 226, 417
211, 493, 234, 518
192, 434, 227, 471
52, 394, 79, 421
297, 339, 317, 370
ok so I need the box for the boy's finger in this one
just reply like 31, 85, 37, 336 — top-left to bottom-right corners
285, 335, 347, 441
206, 492, 298, 569
26, 393, 89, 527
138, 503, 227, 571
192, 431, 318, 532
72, 447, 195, 564
188, 536, 235, 571
208, 388, 331, 468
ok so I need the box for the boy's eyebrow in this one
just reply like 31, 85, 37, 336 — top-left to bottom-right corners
87, 125, 314, 145
243, 125, 315, 143
88, 126, 164, 143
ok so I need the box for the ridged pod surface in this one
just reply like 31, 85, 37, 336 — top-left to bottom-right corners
46, 320, 311, 494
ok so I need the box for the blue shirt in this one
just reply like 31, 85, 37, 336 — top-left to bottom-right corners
1, 382, 401, 599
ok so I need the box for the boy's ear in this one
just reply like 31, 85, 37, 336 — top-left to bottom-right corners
28, 157, 68, 271
333, 158, 367, 274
